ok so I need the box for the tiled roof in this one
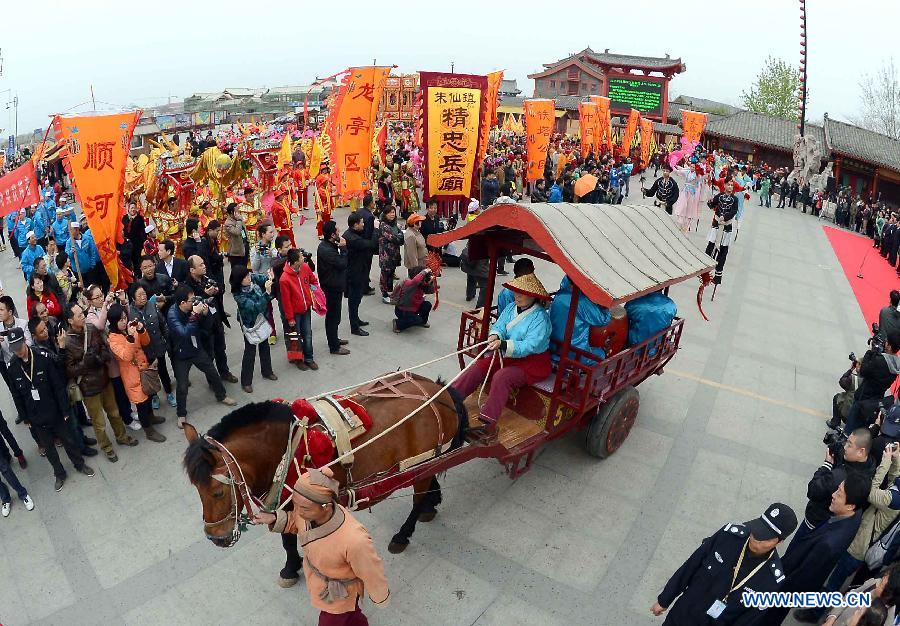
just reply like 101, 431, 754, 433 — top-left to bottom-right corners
666, 102, 729, 126
705, 110, 824, 152
825, 117, 900, 172
670, 95, 741, 116
500, 79, 520, 95
583, 49, 685, 72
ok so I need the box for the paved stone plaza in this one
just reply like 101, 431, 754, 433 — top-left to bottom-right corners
0, 190, 870, 625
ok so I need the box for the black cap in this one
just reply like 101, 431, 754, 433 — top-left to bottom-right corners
882, 405, 900, 438
748, 503, 798, 541
6, 326, 26, 351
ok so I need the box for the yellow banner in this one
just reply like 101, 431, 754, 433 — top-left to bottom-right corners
423, 75, 484, 198
590, 96, 612, 153
326, 66, 390, 199
524, 99, 555, 182
578, 102, 598, 159
54, 111, 141, 287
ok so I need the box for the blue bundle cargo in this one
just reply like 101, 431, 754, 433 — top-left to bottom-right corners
624, 292, 677, 347
549, 277, 611, 364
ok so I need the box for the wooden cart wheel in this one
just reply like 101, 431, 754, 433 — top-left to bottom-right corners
584, 386, 639, 459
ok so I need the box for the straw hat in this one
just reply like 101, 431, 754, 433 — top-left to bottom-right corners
503, 273, 551, 301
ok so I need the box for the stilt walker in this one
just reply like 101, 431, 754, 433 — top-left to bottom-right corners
705, 181, 740, 297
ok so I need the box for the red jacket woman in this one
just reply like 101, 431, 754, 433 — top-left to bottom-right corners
26, 276, 62, 319
279, 258, 319, 319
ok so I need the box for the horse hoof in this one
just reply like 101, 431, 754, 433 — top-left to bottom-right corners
277, 576, 300, 589
388, 541, 409, 554
418, 511, 437, 523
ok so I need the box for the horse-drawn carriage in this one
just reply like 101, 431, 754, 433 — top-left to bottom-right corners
185, 201, 714, 561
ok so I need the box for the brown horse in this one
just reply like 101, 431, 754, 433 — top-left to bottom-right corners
183, 374, 467, 581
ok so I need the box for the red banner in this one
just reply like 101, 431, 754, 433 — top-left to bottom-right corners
54, 111, 141, 288
0, 160, 40, 217
420, 72, 487, 200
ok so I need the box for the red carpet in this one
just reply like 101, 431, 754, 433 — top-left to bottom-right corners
823, 225, 900, 327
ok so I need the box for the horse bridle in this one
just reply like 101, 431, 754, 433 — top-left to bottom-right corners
203, 435, 262, 544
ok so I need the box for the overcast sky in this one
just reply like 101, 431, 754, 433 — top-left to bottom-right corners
1, 0, 897, 136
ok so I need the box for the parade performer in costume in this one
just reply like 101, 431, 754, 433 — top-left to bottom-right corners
642, 165, 680, 214
672, 160, 705, 232
314, 165, 335, 240
451, 273, 553, 436
253, 468, 390, 626
705, 181, 740, 285
237, 180, 264, 248
271, 187, 295, 246
732, 166, 754, 223
290, 161, 309, 212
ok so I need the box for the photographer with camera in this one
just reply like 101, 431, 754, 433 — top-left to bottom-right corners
797, 428, 876, 543
843, 329, 900, 434
167, 285, 236, 427
792, 442, 900, 623
185, 255, 237, 385
391, 267, 435, 334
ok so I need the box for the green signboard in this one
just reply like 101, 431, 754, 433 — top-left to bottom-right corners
607, 77, 664, 117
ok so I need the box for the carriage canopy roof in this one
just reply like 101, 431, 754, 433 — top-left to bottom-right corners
428, 202, 714, 308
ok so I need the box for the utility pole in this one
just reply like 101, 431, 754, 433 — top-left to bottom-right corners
450, 61, 455, 74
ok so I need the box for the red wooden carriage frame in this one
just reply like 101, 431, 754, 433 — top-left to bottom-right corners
341, 202, 713, 509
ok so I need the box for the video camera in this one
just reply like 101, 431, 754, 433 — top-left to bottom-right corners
191, 295, 214, 307
298, 248, 313, 263
869, 322, 886, 354
823, 428, 848, 460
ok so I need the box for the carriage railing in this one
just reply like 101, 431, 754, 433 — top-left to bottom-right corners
457, 308, 685, 415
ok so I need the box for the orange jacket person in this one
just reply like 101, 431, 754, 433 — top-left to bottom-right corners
254, 468, 390, 626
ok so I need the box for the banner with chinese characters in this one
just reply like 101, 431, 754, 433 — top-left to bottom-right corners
619, 109, 640, 155
681, 110, 709, 143
0, 160, 41, 216
524, 99, 555, 182
0, 160, 40, 217
476, 70, 504, 170
420, 71, 486, 199
578, 102, 598, 159
325, 66, 391, 199
53, 111, 141, 287
639, 117, 654, 169
590, 96, 612, 153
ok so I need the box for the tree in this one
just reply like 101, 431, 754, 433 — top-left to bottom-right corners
851, 58, 900, 140
741, 57, 801, 120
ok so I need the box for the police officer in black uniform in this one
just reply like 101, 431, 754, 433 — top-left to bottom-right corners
652, 503, 798, 625
5, 327, 95, 492
642, 164, 680, 214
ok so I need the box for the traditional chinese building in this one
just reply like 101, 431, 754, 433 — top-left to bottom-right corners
379, 74, 419, 123
528, 48, 686, 122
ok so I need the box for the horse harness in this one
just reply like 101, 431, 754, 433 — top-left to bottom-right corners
202, 372, 454, 531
